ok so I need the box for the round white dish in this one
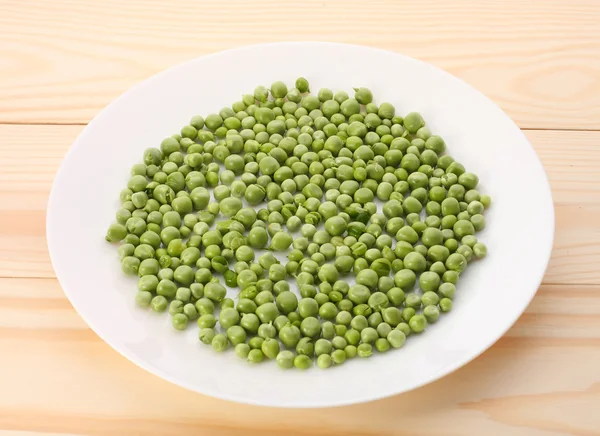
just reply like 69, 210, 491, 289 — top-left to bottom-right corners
47, 42, 554, 408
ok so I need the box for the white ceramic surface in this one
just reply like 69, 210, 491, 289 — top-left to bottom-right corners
47, 42, 554, 408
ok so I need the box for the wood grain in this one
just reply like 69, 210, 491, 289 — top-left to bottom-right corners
2, 1, 599, 433
1, 278, 599, 436
2, 125, 598, 283
0, 0, 599, 128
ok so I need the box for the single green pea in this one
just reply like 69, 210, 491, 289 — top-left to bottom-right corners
457, 244, 474, 262
294, 354, 312, 370
276, 350, 295, 369
171, 313, 188, 331
296, 337, 314, 356
471, 214, 486, 232
332, 336, 348, 351
473, 242, 488, 259
269, 81, 287, 99
277, 324, 299, 349
409, 314, 427, 333
360, 327, 378, 344
235, 343, 251, 360
197, 314, 217, 329
317, 354, 332, 369
480, 194, 492, 208
424, 305, 440, 323
387, 329, 406, 348
269, 232, 293, 251
357, 343, 373, 358
331, 349, 346, 364
295, 77, 309, 93
374, 337, 390, 352
257, 322, 276, 339
276, 291, 298, 314
105, 223, 127, 242
135, 291, 152, 308
238, 313, 258, 335
440, 298, 453, 312
261, 337, 280, 359
255, 302, 279, 324
198, 328, 215, 345
247, 348, 264, 363
419, 271, 441, 292
272, 315, 289, 332
168, 300, 184, 316
438, 282, 457, 300
404, 251, 427, 273
150, 295, 168, 312
300, 316, 321, 338
353, 87, 373, 104
446, 253, 468, 272
219, 308, 240, 330
122, 256, 141, 275
368, 311, 384, 329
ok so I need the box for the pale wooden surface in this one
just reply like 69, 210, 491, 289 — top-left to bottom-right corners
1, 0, 599, 434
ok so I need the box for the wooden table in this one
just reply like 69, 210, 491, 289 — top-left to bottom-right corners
1, 0, 599, 434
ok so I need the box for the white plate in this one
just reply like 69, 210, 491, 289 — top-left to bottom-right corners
47, 42, 554, 408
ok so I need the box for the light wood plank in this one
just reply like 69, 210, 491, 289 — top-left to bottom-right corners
3, 125, 599, 283
0, 0, 599, 128
2, 0, 597, 434
0, 278, 599, 436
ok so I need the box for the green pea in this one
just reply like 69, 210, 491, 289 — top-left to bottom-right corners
350, 87, 372, 105
261, 337, 280, 359
171, 313, 188, 330
135, 291, 152, 308
235, 343, 251, 360
150, 295, 168, 312
248, 348, 265, 363
295, 77, 309, 93
269, 232, 293, 251
424, 305, 440, 323
197, 314, 217, 329
440, 298, 453, 312
219, 308, 240, 329
409, 314, 427, 333
473, 242, 488, 259
294, 354, 312, 370
357, 343, 373, 358
276, 350, 295, 369
198, 328, 215, 345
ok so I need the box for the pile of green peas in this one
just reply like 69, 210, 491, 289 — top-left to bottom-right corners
106, 77, 490, 370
